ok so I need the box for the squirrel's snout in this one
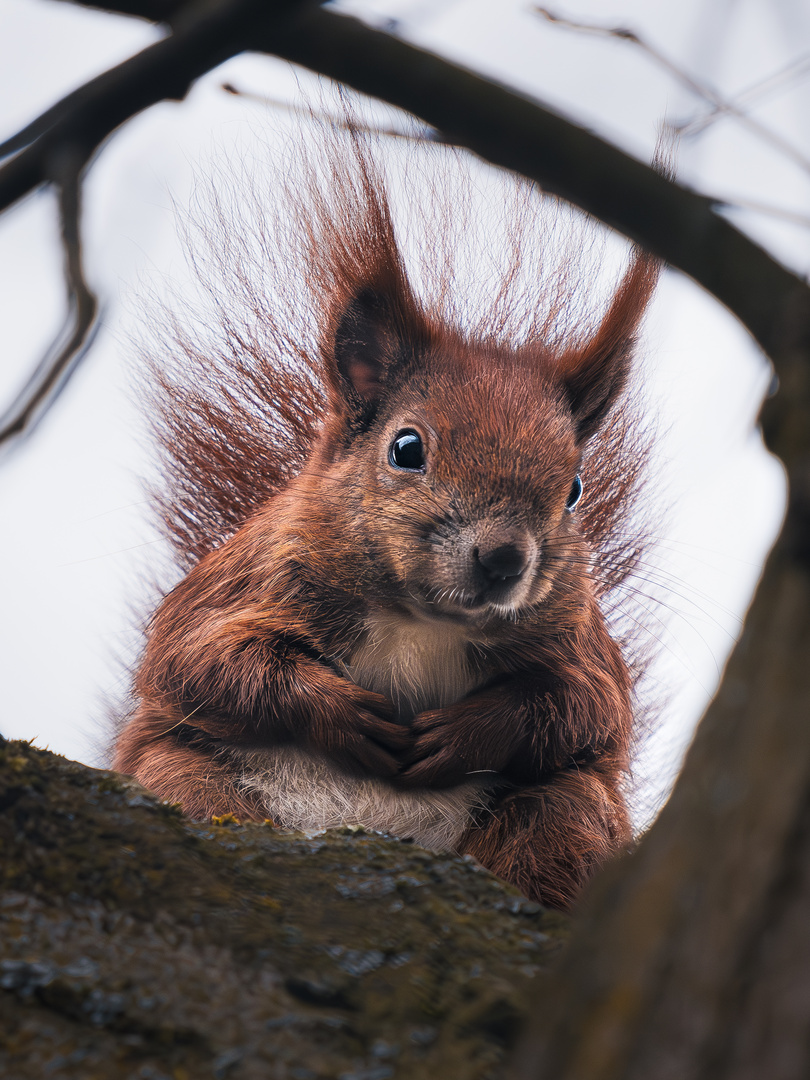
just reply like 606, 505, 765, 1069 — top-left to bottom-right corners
466, 529, 539, 606
474, 541, 530, 582
415, 522, 541, 616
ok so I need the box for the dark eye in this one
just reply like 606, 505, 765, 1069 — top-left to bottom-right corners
388, 429, 425, 472
566, 474, 583, 511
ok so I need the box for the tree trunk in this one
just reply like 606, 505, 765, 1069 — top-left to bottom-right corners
512, 303, 810, 1080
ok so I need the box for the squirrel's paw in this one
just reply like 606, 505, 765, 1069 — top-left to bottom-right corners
339, 711, 412, 778
393, 707, 477, 788
394, 694, 526, 788
306, 686, 411, 779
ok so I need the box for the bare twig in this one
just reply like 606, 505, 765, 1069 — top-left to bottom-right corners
731, 53, 810, 109
222, 81, 810, 232
219, 81, 446, 144
680, 52, 810, 137
0, 153, 98, 443
534, 6, 810, 175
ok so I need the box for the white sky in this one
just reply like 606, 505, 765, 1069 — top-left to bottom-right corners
1, 0, 805, 817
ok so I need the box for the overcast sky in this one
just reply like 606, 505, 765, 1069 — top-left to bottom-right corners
1, 0, 806, 817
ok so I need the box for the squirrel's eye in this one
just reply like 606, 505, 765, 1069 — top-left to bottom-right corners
566, 474, 583, 511
389, 430, 425, 472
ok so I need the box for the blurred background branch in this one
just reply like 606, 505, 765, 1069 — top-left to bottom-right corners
535, 6, 810, 174
0, 149, 98, 441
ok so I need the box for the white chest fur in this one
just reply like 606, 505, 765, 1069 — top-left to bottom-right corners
344, 606, 481, 717
237, 607, 493, 850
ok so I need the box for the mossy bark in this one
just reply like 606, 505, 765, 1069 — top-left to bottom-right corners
0, 737, 568, 1079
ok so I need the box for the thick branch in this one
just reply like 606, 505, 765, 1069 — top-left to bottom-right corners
5, 4, 809, 455
31, 0, 810, 385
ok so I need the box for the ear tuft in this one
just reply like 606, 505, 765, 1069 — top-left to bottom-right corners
333, 288, 404, 410
560, 251, 658, 441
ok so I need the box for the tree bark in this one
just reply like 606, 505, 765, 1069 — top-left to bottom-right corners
0, 737, 566, 1079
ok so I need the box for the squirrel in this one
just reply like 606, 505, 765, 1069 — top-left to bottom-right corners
113, 121, 659, 911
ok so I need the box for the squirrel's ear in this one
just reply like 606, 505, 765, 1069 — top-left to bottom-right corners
560, 252, 658, 442
332, 287, 404, 409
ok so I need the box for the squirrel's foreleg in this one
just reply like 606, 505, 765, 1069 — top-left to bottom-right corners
458, 756, 631, 910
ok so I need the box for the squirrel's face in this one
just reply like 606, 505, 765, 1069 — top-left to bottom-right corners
340, 361, 587, 624
320, 251, 653, 623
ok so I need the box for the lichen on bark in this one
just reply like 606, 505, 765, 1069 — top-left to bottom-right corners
0, 736, 568, 1079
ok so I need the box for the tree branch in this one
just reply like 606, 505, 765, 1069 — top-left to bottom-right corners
0, 0, 305, 443
0, 0, 307, 216
0, 152, 98, 443
12, 0, 810, 380
271, 7, 810, 389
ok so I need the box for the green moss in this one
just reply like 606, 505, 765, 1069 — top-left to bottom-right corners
0, 735, 568, 1078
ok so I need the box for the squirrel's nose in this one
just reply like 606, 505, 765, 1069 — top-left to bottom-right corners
474, 541, 530, 582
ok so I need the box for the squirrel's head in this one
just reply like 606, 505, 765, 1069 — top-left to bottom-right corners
314, 245, 656, 625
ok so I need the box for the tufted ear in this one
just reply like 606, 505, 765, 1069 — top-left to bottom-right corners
332, 287, 405, 410
560, 251, 658, 442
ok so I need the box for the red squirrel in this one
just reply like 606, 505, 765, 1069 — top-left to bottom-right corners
113, 124, 658, 910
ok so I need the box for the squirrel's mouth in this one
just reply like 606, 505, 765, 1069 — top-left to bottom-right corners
406, 574, 535, 623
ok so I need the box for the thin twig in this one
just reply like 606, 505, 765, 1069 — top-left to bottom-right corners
0, 151, 98, 444
220, 81, 447, 144
534, 6, 810, 175
713, 195, 810, 231
223, 81, 810, 231
679, 53, 810, 137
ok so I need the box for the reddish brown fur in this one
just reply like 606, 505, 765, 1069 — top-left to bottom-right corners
115, 122, 659, 910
